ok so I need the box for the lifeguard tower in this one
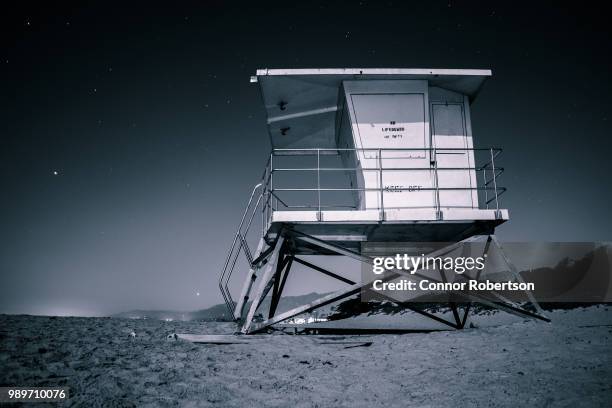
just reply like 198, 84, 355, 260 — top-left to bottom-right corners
219, 68, 547, 334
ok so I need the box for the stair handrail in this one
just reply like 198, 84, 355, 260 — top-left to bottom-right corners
218, 182, 263, 315
221, 190, 265, 307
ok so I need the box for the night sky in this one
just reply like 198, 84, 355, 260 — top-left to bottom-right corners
1, 2, 611, 316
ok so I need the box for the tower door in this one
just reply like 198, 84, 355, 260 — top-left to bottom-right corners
350, 92, 435, 210
431, 103, 475, 208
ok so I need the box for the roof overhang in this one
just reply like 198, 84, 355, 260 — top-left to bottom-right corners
253, 68, 492, 150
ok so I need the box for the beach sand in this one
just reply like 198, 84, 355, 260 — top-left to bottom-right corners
1, 307, 611, 407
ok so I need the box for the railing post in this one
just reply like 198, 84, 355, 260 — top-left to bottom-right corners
378, 148, 384, 221
270, 152, 274, 212
433, 146, 441, 220
483, 163, 489, 209
271, 153, 274, 226
490, 148, 499, 214
317, 149, 321, 220
263, 155, 267, 236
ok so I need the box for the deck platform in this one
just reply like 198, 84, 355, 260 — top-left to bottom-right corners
265, 208, 508, 253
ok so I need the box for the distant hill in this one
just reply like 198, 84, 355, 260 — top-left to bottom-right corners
112, 292, 331, 322
111, 306, 230, 322
114, 246, 612, 323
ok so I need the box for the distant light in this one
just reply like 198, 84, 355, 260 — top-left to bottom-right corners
196, 292, 200, 296
52, 170, 59, 176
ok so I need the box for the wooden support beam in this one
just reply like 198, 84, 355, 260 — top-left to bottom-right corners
246, 232, 549, 334
233, 238, 268, 321
267, 106, 338, 124
241, 236, 285, 333
490, 235, 546, 316
293, 257, 356, 285
269, 255, 294, 318
249, 278, 382, 333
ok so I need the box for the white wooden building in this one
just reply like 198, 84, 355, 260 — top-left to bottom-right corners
215, 69, 546, 334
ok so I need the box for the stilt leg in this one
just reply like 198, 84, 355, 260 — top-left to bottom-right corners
269, 255, 293, 318
490, 235, 546, 315
240, 236, 285, 333
234, 238, 267, 321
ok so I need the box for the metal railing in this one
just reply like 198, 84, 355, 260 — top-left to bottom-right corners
218, 182, 263, 316
218, 147, 506, 315
262, 147, 505, 228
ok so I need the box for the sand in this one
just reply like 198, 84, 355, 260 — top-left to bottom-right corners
1, 307, 611, 407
